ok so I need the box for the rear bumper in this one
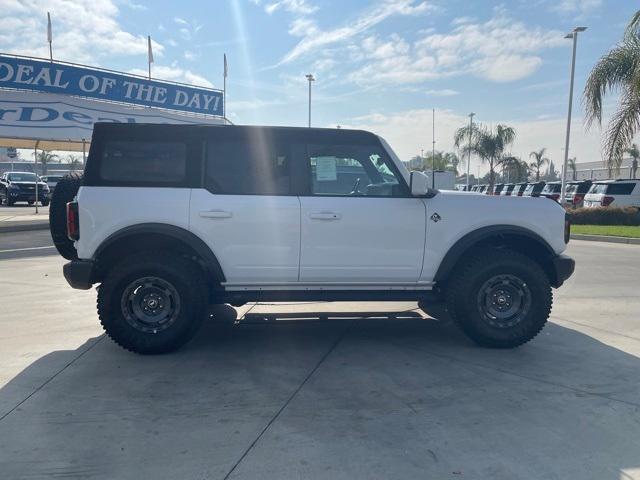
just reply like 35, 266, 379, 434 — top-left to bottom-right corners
551, 254, 575, 288
63, 260, 95, 290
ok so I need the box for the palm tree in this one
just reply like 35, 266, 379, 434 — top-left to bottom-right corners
528, 148, 549, 181
584, 10, 640, 172
33, 150, 59, 175
423, 151, 460, 174
625, 143, 639, 179
499, 155, 528, 182
454, 123, 516, 191
567, 157, 577, 180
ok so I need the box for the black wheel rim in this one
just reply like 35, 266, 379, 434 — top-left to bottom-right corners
120, 276, 181, 333
477, 274, 531, 328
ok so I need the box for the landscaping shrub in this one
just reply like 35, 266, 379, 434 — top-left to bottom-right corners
567, 207, 640, 226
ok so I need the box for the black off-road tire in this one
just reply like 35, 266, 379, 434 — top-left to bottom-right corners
97, 252, 207, 354
445, 248, 552, 348
49, 172, 83, 260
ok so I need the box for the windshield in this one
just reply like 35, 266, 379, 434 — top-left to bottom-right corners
7, 173, 38, 182
542, 183, 561, 193
589, 183, 609, 194
565, 184, 579, 194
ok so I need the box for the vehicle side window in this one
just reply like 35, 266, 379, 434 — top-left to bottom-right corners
304, 144, 407, 197
607, 183, 635, 195
205, 140, 291, 195
100, 141, 186, 183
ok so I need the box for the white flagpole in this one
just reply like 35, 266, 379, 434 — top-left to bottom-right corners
147, 35, 154, 80
47, 12, 53, 61
223, 53, 227, 121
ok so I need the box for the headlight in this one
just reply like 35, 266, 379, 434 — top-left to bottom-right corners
8, 183, 19, 190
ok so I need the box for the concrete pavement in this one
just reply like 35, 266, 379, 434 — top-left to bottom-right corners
0, 205, 49, 233
0, 240, 639, 479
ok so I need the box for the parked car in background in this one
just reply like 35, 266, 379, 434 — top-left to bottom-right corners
540, 182, 562, 202
41, 175, 65, 193
523, 182, 546, 197
0, 171, 50, 206
500, 183, 516, 196
478, 184, 488, 194
563, 180, 593, 208
584, 179, 640, 208
513, 182, 528, 197
493, 183, 505, 195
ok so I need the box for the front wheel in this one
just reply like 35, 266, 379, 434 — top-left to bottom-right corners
445, 248, 552, 348
97, 252, 207, 354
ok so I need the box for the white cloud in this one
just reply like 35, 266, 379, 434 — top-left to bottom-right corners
277, 0, 436, 65
551, 0, 602, 15
424, 89, 459, 96
184, 50, 199, 61
263, 0, 318, 15
342, 108, 605, 167
129, 64, 214, 88
0, 0, 163, 64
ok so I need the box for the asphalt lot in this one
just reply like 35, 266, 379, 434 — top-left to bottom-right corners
0, 233, 639, 479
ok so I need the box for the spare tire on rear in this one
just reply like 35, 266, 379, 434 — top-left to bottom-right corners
49, 172, 83, 260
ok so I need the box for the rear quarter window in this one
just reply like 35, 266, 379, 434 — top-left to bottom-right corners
99, 141, 187, 184
607, 183, 636, 195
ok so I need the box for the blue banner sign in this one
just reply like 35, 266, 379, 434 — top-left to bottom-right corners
0, 55, 223, 116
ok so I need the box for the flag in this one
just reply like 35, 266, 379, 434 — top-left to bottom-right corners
223, 53, 228, 78
47, 12, 52, 43
147, 35, 154, 64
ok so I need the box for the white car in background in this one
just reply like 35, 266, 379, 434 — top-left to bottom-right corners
583, 179, 640, 208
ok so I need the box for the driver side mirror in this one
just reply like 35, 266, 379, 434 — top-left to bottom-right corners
409, 171, 429, 196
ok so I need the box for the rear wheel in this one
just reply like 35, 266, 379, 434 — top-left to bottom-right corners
445, 248, 552, 348
49, 172, 83, 260
97, 252, 207, 354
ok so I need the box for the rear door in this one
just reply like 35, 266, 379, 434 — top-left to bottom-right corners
189, 128, 301, 285
297, 141, 426, 285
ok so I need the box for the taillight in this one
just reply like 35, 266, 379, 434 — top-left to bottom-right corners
66, 201, 79, 241
565, 214, 571, 244
602, 196, 615, 207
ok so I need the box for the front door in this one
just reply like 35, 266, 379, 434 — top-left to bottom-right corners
298, 142, 426, 285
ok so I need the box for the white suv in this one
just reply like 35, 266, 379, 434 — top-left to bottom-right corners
584, 179, 640, 208
50, 123, 574, 354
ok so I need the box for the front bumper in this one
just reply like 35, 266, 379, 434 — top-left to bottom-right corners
551, 254, 575, 288
9, 191, 49, 202
63, 260, 95, 290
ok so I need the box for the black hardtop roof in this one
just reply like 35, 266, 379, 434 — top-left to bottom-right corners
91, 122, 379, 144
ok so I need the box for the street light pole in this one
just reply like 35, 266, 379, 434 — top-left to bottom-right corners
466, 112, 475, 190
305, 74, 315, 127
560, 26, 587, 201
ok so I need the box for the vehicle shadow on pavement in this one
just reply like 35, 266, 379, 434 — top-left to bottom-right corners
0, 314, 639, 480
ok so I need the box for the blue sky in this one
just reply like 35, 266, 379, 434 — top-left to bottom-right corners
0, 0, 637, 170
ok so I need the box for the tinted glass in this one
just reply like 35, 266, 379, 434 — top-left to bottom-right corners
542, 183, 561, 193
607, 183, 636, 195
305, 144, 406, 197
7, 173, 37, 182
565, 183, 579, 194
100, 141, 186, 183
206, 140, 291, 195
589, 184, 609, 194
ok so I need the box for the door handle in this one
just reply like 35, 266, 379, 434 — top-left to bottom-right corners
309, 212, 341, 220
199, 210, 232, 219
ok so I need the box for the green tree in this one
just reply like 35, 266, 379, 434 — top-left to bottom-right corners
33, 150, 59, 175
455, 123, 516, 191
567, 157, 577, 180
64, 154, 83, 171
528, 148, 549, 181
499, 155, 529, 182
584, 10, 640, 172
421, 151, 460, 174
625, 143, 639, 179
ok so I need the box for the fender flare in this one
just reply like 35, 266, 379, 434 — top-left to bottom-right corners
93, 223, 226, 282
433, 225, 555, 283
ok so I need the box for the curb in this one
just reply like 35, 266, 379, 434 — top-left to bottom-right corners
0, 221, 49, 234
571, 233, 640, 245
